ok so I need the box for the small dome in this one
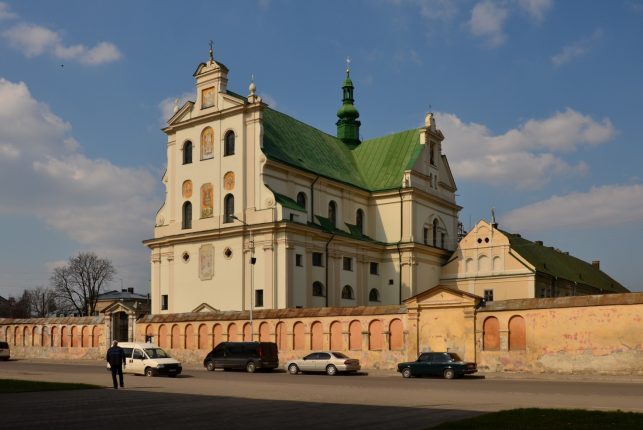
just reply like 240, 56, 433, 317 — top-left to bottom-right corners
337, 103, 359, 119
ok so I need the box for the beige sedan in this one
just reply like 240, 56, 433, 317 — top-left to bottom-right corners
285, 351, 361, 376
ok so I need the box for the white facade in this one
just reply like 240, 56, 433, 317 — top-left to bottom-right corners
145, 55, 461, 314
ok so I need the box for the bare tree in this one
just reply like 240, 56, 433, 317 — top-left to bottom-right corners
50, 252, 116, 316
27, 287, 58, 317
0, 291, 31, 318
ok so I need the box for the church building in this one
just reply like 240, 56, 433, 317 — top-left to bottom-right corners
144, 50, 460, 314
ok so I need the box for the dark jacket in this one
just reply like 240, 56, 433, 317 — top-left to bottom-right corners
106, 346, 126, 368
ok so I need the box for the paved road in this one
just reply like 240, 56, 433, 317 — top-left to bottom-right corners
1, 360, 642, 429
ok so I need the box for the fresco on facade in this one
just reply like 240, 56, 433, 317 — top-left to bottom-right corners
182, 180, 192, 198
201, 183, 213, 218
202, 87, 215, 108
224, 171, 235, 190
201, 127, 214, 160
199, 244, 214, 280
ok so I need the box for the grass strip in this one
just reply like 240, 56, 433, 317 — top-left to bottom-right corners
431, 408, 643, 430
0, 378, 102, 393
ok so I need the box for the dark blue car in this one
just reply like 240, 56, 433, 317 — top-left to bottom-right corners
397, 352, 477, 379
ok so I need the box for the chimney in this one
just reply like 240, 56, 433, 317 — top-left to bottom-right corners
535, 240, 543, 246
592, 260, 600, 270
127, 287, 134, 293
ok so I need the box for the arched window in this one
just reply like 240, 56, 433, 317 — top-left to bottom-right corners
224, 194, 234, 223
312, 281, 325, 297
293, 322, 305, 350
311, 321, 323, 350
483, 317, 500, 351
349, 320, 362, 350
368, 320, 383, 350
212, 324, 223, 348
224, 131, 235, 156
185, 324, 195, 349
259, 322, 270, 342
356, 209, 364, 234
328, 201, 337, 227
432, 218, 438, 247
369, 288, 380, 302
509, 316, 526, 350
296, 192, 306, 210
183, 141, 193, 164
171, 324, 180, 349
182, 201, 192, 229
389, 319, 404, 350
198, 324, 208, 349
330, 321, 343, 350
341, 285, 354, 300
275, 322, 287, 351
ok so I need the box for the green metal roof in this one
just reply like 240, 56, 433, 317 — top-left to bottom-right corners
501, 230, 628, 293
261, 107, 422, 191
272, 190, 306, 212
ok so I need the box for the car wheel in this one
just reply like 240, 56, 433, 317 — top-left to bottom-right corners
326, 365, 338, 376
402, 368, 412, 378
288, 364, 299, 375
443, 368, 455, 380
206, 360, 215, 371
246, 361, 257, 373
145, 367, 154, 377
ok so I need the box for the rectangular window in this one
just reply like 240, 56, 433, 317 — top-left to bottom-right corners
343, 257, 353, 271
370, 262, 379, 275
484, 289, 494, 302
161, 294, 168, 310
295, 254, 303, 267
423, 228, 429, 245
312, 252, 324, 267
255, 290, 264, 308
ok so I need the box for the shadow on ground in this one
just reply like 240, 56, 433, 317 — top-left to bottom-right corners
1, 388, 484, 430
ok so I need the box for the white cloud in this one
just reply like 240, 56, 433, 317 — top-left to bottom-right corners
259, 93, 278, 109
0, 2, 17, 20
551, 28, 604, 67
502, 184, 643, 231
0, 78, 159, 291
3, 23, 59, 57
258, 0, 271, 9
2, 23, 122, 65
437, 108, 614, 189
468, 1, 508, 47
159, 92, 193, 123
81, 41, 122, 65
516, 0, 552, 22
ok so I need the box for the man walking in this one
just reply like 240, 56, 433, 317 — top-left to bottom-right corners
106, 340, 126, 389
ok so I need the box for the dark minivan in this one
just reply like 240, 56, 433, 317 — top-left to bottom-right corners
203, 342, 279, 373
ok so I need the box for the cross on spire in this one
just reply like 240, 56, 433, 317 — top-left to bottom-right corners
346, 56, 351, 73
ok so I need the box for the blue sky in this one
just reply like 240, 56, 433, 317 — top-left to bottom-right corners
1, 0, 642, 298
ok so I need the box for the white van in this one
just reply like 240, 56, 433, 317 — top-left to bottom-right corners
117, 342, 182, 377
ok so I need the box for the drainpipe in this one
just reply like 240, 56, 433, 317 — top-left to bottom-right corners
325, 234, 335, 307
310, 176, 320, 223
397, 188, 404, 304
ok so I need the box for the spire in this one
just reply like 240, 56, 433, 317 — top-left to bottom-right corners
336, 57, 361, 148
208, 40, 214, 63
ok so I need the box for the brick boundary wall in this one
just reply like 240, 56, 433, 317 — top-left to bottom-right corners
2, 292, 642, 374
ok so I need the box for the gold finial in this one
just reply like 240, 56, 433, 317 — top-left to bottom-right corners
346, 56, 351, 73
209, 40, 214, 62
